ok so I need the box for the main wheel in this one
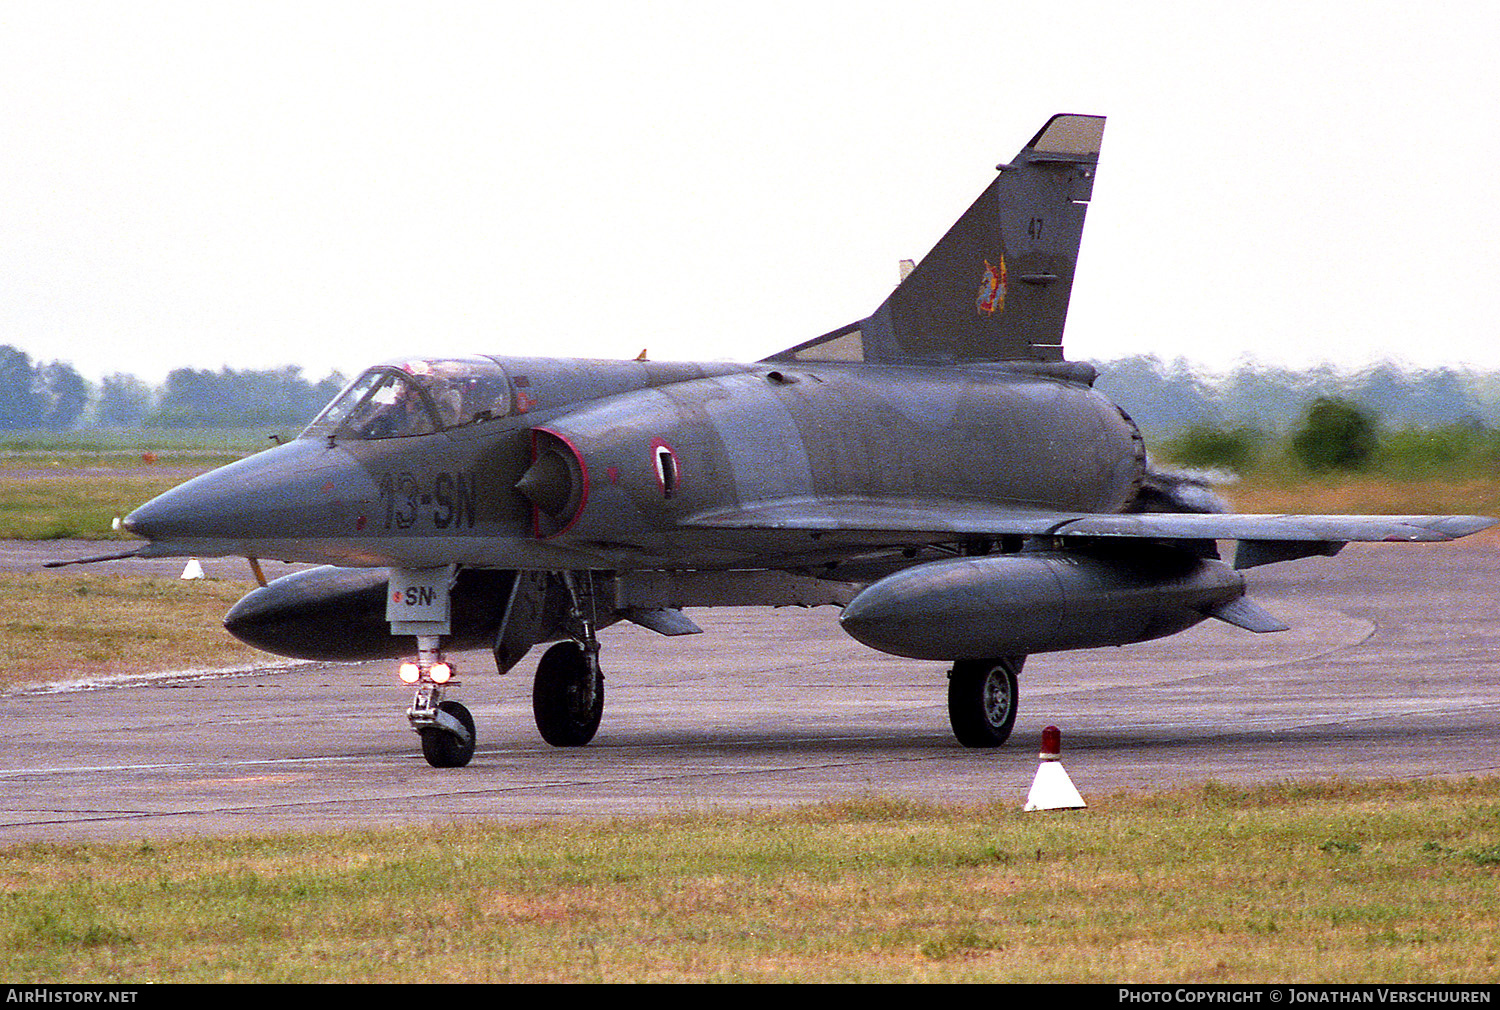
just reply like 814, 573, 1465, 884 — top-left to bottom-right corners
948, 656, 1024, 748
533, 641, 603, 746
420, 700, 476, 768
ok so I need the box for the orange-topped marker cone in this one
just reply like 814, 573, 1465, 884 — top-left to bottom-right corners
1024, 725, 1086, 811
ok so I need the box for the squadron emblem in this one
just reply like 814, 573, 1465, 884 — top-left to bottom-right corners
976, 256, 1006, 315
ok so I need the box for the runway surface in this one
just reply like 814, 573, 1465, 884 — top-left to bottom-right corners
4, 538, 1498, 842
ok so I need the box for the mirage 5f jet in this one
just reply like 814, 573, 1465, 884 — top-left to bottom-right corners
113, 114, 1493, 767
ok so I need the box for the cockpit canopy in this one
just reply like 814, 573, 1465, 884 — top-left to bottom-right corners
302, 357, 513, 440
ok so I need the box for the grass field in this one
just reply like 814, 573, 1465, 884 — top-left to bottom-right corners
1224, 473, 1500, 520
0, 573, 265, 690
1, 780, 1496, 983
0, 470, 223, 540
0, 429, 270, 539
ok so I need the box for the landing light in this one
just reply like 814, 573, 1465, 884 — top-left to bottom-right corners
430, 662, 453, 684
398, 662, 421, 685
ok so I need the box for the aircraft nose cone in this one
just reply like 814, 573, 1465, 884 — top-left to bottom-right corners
120, 496, 181, 544
120, 438, 363, 554
122, 469, 243, 546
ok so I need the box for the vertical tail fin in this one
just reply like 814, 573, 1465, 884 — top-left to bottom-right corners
775, 114, 1104, 365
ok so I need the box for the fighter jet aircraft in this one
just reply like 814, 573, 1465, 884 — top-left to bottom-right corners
104, 114, 1493, 767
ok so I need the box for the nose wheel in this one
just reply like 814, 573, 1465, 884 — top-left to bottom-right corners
417, 696, 475, 768
402, 641, 476, 768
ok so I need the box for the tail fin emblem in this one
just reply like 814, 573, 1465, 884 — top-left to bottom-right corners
976, 256, 1007, 315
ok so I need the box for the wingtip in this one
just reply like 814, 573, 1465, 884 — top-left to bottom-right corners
1431, 516, 1499, 539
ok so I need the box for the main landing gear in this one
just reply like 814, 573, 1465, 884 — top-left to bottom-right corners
533, 641, 604, 746
532, 572, 605, 747
947, 655, 1025, 748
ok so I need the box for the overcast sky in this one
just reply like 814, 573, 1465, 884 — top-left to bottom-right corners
3, 2, 1497, 384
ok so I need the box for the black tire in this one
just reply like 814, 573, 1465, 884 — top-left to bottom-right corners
948, 656, 1023, 748
533, 641, 603, 746
420, 700, 476, 768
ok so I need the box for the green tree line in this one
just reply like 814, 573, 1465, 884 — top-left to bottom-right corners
1094, 355, 1498, 432
0, 346, 345, 430
1086, 355, 1500, 477
1162, 396, 1500, 478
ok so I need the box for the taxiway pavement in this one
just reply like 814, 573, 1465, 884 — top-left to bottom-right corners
4, 539, 1497, 842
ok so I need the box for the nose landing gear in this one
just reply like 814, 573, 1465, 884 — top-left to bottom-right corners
402, 632, 476, 768
410, 686, 475, 768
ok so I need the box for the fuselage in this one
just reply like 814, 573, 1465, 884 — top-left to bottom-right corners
123, 354, 1147, 571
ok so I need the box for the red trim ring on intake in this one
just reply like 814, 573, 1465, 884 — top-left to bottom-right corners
528, 427, 589, 538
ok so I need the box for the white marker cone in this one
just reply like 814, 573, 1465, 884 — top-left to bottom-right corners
1024, 725, 1086, 811
180, 558, 205, 580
